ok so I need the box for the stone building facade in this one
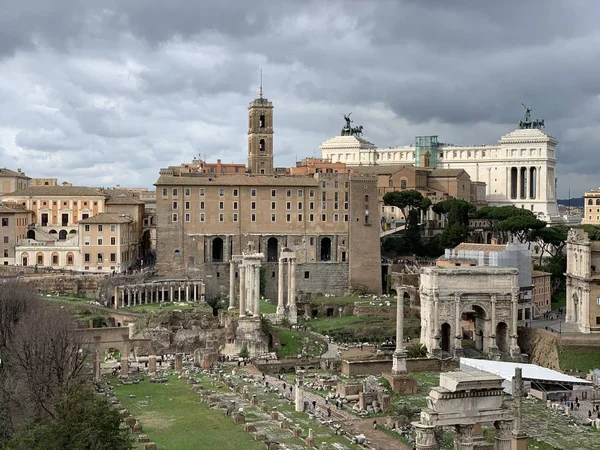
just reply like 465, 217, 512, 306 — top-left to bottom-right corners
0, 167, 30, 195
0, 205, 31, 265
565, 228, 600, 333
419, 266, 520, 359
321, 119, 561, 222
155, 92, 382, 299
583, 188, 600, 225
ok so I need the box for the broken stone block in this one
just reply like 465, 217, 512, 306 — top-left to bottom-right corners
138, 435, 149, 443
125, 416, 136, 428
244, 423, 256, 432
144, 443, 157, 450
132, 422, 142, 433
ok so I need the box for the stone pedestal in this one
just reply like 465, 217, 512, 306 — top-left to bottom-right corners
120, 357, 129, 375
174, 354, 183, 372
148, 355, 157, 374
383, 372, 418, 394
234, 413, 246, 424
381, 395, 391, 412
392, 350, 407, 374
235, 317, 269, 357
510, 432, 527, 450
305, 429, 314, 448
251, 395, 258, 406
413, 422, 437, 450
289, 304, 298, 325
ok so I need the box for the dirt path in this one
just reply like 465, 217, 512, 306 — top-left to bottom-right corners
345, 418, 412, 450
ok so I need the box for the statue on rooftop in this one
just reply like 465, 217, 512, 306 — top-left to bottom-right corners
518, 104, 545, 130
521, 103, 532, 123
341, 113, 364, 137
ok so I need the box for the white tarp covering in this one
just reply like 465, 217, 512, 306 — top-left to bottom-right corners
460, 358, 592, 393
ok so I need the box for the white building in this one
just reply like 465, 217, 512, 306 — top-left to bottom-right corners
321, 122, 562, 223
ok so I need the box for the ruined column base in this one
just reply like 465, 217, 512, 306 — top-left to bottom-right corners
383, 372, 418, 394
511, 432, 527, 450
288, 305, 298, 325
276, 305, 285, 317
392, 350, 407, 374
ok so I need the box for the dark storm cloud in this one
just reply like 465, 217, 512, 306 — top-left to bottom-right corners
0, 0, 598, 195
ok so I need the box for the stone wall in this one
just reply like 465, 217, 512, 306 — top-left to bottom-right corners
21, 274, 107, 298
517, 327, 560, 371
353, 305, 395, 318
341, 358, 442, 377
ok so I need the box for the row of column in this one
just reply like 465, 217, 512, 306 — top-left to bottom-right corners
413, 420, 513, 449
236, 259, 261, 318
277, 255, 297, 324
509, 166, 540, 200
114, 282, 205, 309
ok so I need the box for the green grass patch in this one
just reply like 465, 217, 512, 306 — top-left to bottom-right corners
276, 329, 326, 358
112, 376, 264, 450
44, 294, 93, 303
311, 295, 379, 305
259, 298, 277, 314
307, 315, 420, 343
558, 346, 600, 372
551, 291, 566, 309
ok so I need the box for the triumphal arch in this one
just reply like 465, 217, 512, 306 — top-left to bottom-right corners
420, 267, 520, 359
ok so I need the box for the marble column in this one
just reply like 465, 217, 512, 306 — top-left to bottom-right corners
193, 283, 197, 302
185, 283, 189, 301
287, 259, 293, 310
169, 285, 173, 302
148, 355, 157, 374
174, 353, 183, 372
454, 293, 463, 356
239, 263, 246, 318
120, 350, 129, 375
294, 370, 305, 412
455, 424, 474, 450
289, 258, 297, 324
510, 289, 521, 358
494, 420, 512, 450
413, 422, 437, 450
113, 286, 118, 310
432, 290, 440, 354
94, 348, 101, 379
392, 290, 407, 374
126, 289, 131, 307
517, 167, 522, 199
254, 262, 260, 317
120, 288, 125, 308
277, 257, 285, 316
229, 260, 236, 310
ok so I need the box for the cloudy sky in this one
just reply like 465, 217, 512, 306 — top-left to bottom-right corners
0, 0, 597, 197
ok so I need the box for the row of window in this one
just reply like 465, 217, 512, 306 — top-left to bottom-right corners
173, 200, 351, 211
84, 253, 118, 263
83, 224, 116, 232
162, 185, 351, 198
84, 237, 117, 245
587, 199, 600, 205
172, 212, 350, 223
31, 200, 99, 207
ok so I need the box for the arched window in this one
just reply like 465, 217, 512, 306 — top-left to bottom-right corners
212, 238, 224, 262
59, 229, 67, 240
259, 114, 265, 128
267, 237, 278, 262
400, 180, 407, 190
588, 199, 593, 205
596, 199, 600, 206
51, 252, 59, 266
27, 230, 35, 239
320, 237, 331, 262
66, 252, 74, 265
36, 252, 44, 266
259, 139, 266, 153
174, 250, 181, 262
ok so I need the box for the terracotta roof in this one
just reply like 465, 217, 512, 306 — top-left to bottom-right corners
78, 213, 132, 224
106, 194, 145, 205
353, 165, 416, 175
453, 243, 508, 252
428, 168, 467, 178
3, 185, 106, 197
532, 270, 551, 277
0, 205, 29, 214
0, 168, 30, 179
155, 174, 320, 187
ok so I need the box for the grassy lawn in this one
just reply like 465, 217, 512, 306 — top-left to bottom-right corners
120, 302, 208, 313
551, 291, 566, 310
307, 315, 420, 342
311, 295, 392, 305
112, 376, 264, 450
260, 298, 277, 314
276, 329, 326, 358
43, 294, 93, 303
558, 346, 600, 372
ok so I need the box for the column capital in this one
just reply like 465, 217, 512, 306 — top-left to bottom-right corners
454, 292, 462, 302
490, 294, 497, 303
494, 420, 513, 440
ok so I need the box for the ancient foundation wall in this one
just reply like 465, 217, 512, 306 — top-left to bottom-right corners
517, 327, 560, 371
20, 274, 106, 298
353, 305, 395, 318
341, 358, 442, 377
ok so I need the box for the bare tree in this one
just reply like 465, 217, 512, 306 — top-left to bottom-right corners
0, 280, 40, 350
7, 304, 88, 421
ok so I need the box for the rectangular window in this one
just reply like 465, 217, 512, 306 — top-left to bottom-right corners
334, 181, 338, 188
271, 214, 276, 222
286, 202, 291, 210
271, 189, 276, 197
84, 237, 90, 245
219, 188, 224, 196
304, 271, 310, 279
110, 253, 116, 262
97, 238, 103, 245
322, 192, 326, 201
84, 253, 90, 262
97, 225, 103, 232
298, 202, 303, 209
345, 181, 349, 189
219, 213, 224, 222
162, 188, 168, 196
172, 201, 178, 210
298, 213, 303, 221
251, 213, 256, 222
309, 202, 314, 210
344, 192, 349, 201
172, 213, 178, 222
297, 189, 303, 197
185, 201, 190, 210
251, 189, 257, 197
185, 213, 191, 222
110, 237, 116, 245
321, 181, 326, 188
84, 224, 90, 232
199, 188, 205, 196
597, 297, 600, 306
97, 253, 103, 263
271, 202, 276, 210
309, 214, 314, 222
334, 202, 339, 210
309, 190, 315, 197
200, 213, 205, 222
233, 188, 238, 197
219, 201, 224, 210
200, 201, 205, 210
110, 224, 116, 232
3, 249, 8, 258
344, 202, 348, 210
344, 214, 349, 222
233, 201, 238, 210
184, 188, 191, 196
286, 214, 291, 222
334, 213, 339, 222
1, 218, 8, 227
233, 213, 238, 222
251, 201, 256, 210
172, 188, 178, 196
286, 189, 291, 197
322, 202, 327, 210
321, 214, 326, 222
3, 236, 7, 244
310, 237, 315, 245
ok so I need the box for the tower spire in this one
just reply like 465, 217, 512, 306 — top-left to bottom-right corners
259, 69, 263, 99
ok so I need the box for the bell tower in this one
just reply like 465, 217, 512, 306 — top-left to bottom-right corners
248, 78, 274, 175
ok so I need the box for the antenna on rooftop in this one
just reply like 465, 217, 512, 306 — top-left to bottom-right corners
259, 69, 263, 98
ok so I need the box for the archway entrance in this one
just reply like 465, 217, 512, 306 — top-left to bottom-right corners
462, 304, 488, 352
441, 323, 451, 353
267, 237, 278, 262
320, 237, 331, 261
141, 230, 152, 258
496, 322, 508, 353
212, 238, 223, 262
